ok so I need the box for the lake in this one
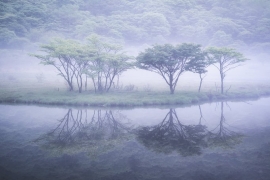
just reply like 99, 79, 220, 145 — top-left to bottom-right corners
0, 97, 270, 180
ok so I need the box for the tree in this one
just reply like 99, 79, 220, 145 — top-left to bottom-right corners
136, 43, 205, 94
32, 39, 82, 91
85, 35, 133, 93
72, 46, 93, 93
32, 35, 133, 93
185, 50, 209, 92
138, 12, 171, 42
206, 47, 248, 94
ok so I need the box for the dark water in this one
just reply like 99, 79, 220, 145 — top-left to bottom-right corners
0, 98, 270, 180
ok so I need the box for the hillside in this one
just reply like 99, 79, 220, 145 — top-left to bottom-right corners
0, 0, 269, 54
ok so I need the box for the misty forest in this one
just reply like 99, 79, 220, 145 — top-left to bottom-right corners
1, 0, 270, 180
0, 0, 270, 105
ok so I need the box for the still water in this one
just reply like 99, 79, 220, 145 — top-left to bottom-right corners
0, 98, 270, 180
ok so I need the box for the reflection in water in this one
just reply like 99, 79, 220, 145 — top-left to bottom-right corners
136, 109, 208, 156
35, 109, 132, 156
208, 102, 243, 148
137, 102, 243, 156
1, 99, 270, 180
198, 105, 204, 125
35, 103, 243, 157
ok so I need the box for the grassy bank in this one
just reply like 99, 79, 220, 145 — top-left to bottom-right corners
1, 84, 270, 107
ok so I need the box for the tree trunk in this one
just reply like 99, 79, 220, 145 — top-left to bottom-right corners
78, 75, 83, 93
67, 80, 73, 91
170, 86, 174, 94
92, 77, 97, 93
169, 74, 174, 94
219, 62, 224, 94
220, 74, 224, 94
97, 73, 103, 93
198, 74, 203, 93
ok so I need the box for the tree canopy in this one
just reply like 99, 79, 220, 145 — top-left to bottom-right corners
136, 43, 205, 94
1, 0, 270, 54
32, 35, 133, 93
206, 47, 248, 94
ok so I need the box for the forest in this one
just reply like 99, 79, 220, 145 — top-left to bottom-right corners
1, 0, 270, 53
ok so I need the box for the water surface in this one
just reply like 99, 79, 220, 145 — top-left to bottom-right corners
0, 98, 270, 180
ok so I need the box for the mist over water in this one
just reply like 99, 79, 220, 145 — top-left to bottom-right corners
0, 98, 270, 179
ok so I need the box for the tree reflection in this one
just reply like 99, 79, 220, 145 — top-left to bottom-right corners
35, 103, 243, 157
136, 103, 243, 156
136, 109, 208, 156
35, 109, 132, 155
207, 102, 243, 149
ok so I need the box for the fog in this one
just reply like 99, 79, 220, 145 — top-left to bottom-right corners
1, 0, 270, 93
1, 47, 269, 94
1, 1, 270, 179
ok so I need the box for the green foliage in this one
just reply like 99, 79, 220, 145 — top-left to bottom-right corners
137, 43, 205, 94
207, 47, 248, 67
1, 0, 270, 51
32, 38, 83, 91
84, 35, 134, 93
32, 35, 133, 93
0, 28, 16, 47
0, 0, 49, 47
206, 47, 248, 94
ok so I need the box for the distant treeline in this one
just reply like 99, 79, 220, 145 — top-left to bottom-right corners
1, 0, 270, 52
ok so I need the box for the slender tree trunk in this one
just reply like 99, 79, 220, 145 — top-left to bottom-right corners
221, 74, 224, 94
198, 74, 203, 93
106, 72, 117, 92
78, 75, 83, 93
219, 62, 224, 94
75, 74, 82, 93
92, 77, 97, 93
68, 80, 73, 91
169, 74, 174, 94
97, 72, 103, 93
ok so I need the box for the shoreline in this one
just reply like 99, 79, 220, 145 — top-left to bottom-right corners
1, 88, 270, 108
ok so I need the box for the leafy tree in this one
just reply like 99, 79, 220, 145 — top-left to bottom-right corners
0, 28, 16, 48
0, 0, 50, 47
186, 51, 210, 92
74, 19, 97, 39
1, 0, 270, 52
32, 39, 82, 91
85, 35, 133, 93
206, 47, 248, 94
136, 43, 205, 94
138, 12, 171, 42
49, 4, 87, 34
33, 35, 133, 93
209, 30, 234, 47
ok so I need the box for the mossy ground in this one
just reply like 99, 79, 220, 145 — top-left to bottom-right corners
1, 72, 269, 107
1, 83, 270, 107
